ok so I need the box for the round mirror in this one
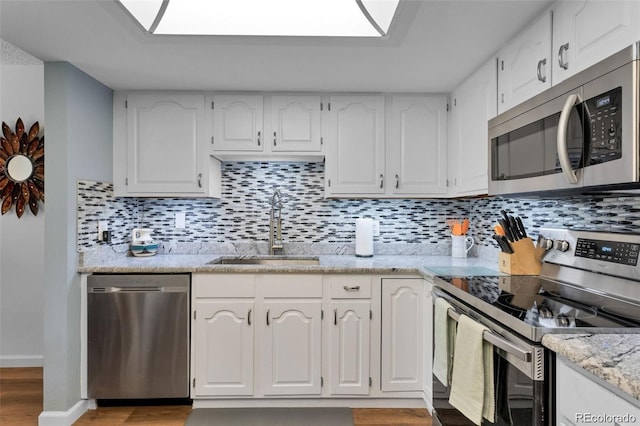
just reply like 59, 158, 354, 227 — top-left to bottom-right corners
6, 155, 34, 182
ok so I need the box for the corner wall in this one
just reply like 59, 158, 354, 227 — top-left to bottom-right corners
42, 61, 112, 420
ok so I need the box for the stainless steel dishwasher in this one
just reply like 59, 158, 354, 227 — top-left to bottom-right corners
87, 274, 190, 399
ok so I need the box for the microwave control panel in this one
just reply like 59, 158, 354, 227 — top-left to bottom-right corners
585, 87, 622, 165
575, 237, 639, 266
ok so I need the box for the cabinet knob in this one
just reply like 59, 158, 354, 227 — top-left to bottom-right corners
558, 43, 569, 70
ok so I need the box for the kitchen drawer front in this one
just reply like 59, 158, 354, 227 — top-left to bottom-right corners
193, 274, 255, 298
326, 275, 372, 299
259, 274, 323, 298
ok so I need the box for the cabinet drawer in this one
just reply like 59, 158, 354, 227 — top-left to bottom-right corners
326, 275, 372, 299
193, 274, 255, 298
259, 274, 323, 298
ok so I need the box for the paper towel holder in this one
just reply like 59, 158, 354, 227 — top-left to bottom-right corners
355, 217, 374, 257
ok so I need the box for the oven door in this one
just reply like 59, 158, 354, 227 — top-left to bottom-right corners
432, 288, 550, 426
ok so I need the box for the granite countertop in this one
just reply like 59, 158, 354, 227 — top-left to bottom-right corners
77, 253, 501, 276
542, 334, 640, 403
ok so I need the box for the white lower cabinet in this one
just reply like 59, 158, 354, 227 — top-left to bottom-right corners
192, 273, 429, 401
556, 356, 640, 425
326, 274, 373, 396
261, 300, 323, 396
381, 278, 424, 392
193, 300, 254, 396
192, 274, 256, 397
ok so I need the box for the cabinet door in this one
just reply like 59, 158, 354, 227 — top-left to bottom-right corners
497, 11, 552, 114
271, 95, 322, 152
388, 96, 448, 195
381, 279, 424, 392
261, 300, 322, 395
212, 95, 264, 151
553, 1, 640, 84
556, 356, 640, 425
329, 301, 371, 395
126, 93, 206, 194
193, 300, 254, 396
325, 96, 385, 196
448, 58, 497, 196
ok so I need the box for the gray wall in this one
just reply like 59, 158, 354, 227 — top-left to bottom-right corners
43, 62, 112, 412
0, 40, 45, 367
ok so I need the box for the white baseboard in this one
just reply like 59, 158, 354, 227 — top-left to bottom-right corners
38, 400, 88, 426
0, 355, 43, 367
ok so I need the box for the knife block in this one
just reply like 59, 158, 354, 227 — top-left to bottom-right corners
498, 237, 544, 275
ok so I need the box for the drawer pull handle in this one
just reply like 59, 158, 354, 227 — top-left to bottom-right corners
266, 309, 270, 326
248, 308, 252, 325
334, 308, 337, 325
343, 285, 361, 291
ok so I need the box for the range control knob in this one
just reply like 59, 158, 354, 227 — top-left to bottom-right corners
556, 240, 570, 252
538, 237, 554, 251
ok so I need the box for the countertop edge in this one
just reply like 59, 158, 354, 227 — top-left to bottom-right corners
542, 334, 640, 404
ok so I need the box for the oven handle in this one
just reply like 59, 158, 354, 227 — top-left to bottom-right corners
557, 93, 581, 184
433, 289, 532, 363
445, 305, 532, 362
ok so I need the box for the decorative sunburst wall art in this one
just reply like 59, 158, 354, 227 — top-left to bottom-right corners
0, 118, 44, 217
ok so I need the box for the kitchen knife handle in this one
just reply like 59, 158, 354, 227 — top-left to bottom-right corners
515, 216, 527, 238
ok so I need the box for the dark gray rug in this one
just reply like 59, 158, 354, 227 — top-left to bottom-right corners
185, 407, 354, 426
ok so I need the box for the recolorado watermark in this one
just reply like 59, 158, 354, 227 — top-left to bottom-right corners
575, 413, 638, 423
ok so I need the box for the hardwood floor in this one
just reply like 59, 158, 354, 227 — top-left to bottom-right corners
0, 368, 431, 425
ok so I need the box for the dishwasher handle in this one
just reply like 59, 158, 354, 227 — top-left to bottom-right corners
88, 286, 188, 293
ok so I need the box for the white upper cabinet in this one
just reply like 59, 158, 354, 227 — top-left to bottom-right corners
497, 10, 552, 115
271, 95, 322, 152
210, 94, 264, 152
324, 95, 386, 196
387, 96, 448, 196
552, 0, 640, 84
113, 92, 221, 197
448, 58, 497, 196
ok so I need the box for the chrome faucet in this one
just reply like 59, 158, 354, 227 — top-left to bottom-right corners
269, 189, 284, 255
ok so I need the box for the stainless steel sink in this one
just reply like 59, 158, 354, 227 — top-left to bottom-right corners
208, 256, 320, 266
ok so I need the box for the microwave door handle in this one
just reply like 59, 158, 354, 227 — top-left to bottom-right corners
557, 93, 581, 184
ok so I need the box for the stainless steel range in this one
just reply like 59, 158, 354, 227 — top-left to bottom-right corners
432, 228, 640, 426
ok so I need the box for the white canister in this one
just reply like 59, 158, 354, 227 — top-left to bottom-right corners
355, 218, 374, 257
451, 235, 474, 258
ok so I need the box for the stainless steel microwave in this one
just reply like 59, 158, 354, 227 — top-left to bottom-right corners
488, 42, 639, 196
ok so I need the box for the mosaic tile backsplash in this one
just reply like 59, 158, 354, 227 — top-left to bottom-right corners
77, 162, 640, 258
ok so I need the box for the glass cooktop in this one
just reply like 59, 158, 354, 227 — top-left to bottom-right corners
436, 275, 640, 338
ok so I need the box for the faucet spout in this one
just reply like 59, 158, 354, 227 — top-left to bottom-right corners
269, 189, 284, 255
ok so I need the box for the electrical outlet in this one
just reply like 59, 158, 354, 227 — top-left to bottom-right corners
372, 220, 380, 237
175, 212, 186, 229
97, 221, 108, 242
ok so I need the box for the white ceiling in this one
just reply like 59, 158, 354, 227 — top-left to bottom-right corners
0, 0, 552, 92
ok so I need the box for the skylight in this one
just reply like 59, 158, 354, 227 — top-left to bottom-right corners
118, 0, 401, 37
